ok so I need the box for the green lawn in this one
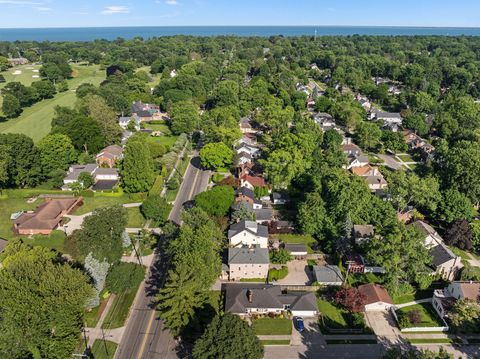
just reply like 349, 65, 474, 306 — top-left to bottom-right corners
84, 292, 111, 328
396, 154, 415, 162
449, 246, 472, 261
396, 303, 444, 328
407, 338, 454, 344
278, 233, 316, 254
74, 195, 139, 215
0, 64, 42, 91
261, 340, 290, 346
252, 318, 292, 335
145, 122, 179, 150
101, 289, 138, 329
0, 196, 37, 239
90, 340, 117, 359
240, 278, 267, 282
317, 298, 349, 329
392, 289, 433, 305
0, 64, 105, 142
22, 230, 66, 251
126, 207, 146, 228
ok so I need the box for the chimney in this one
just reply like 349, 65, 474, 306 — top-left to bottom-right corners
247, 289, 253, 303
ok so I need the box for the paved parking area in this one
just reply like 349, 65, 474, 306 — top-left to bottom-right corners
276, 260, 312, 285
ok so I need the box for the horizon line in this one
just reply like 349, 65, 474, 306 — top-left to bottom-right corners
1, 25, 480, 30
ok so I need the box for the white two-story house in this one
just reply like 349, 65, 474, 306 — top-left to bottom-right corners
228, 220, 269, 248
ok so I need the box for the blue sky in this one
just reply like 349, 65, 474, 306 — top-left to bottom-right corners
1, 0, 479, 28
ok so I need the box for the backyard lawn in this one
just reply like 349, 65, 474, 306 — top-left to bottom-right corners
90, 340, 117, 359
278, 234, 316, 253
392, 289, 434, 305
0, 64, 105, 142
22, 230, 66, 251
145, 122, 179, 150
74, 195, 140, 215
317, 298, 371, 333
396, 154, 415, 163
396, 303, 445, 328
0, 196, 37, 239
252, 318, 292, 335
126, 207, 146, 228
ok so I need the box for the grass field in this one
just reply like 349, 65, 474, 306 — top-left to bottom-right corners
126, 207, 146, 228
0, 64, 42, 91
91, 340, 117, 359
252, 318, 292, 336
0, 64, 105, 142
74, 195, 139, 215
392, 289, 433, 305
397, 303, 444, 328
0, 196, 37, 239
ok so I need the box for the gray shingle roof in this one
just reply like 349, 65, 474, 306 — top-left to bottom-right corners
313, 265, 344, 284
228, 247, 269, 265
254, 208, 273, 221
224, 284, 318, 314
284, 243, 308, 254
228, 220, 268, 239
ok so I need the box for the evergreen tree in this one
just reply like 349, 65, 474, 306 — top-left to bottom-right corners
121, 140, 155, 193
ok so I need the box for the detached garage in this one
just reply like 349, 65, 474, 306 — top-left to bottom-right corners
284, 243, 308, 259
358, 283, 394, 312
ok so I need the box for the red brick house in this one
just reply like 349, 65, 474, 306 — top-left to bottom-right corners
96, 145, 123, 168
13, 197, 83, 235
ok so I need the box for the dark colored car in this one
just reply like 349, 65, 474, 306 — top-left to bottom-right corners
294, 317, 305, 332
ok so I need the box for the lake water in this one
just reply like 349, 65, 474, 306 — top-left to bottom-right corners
1, 26, 480, 42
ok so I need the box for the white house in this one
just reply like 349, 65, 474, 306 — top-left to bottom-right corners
433, 281, 480, 319
413, 221, 464, 281
228, 220, 269, 248
346, 155, 369, 170
63, 164, 119, 191
236, 144, 261, 158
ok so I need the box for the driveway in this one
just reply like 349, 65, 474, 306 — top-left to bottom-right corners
376, 154, 403, 170
276, 260, 312, 285
364, 311, 401, 344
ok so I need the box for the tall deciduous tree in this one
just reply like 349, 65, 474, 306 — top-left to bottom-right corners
0, 241, 93, 359
170, 101, 200, 134
354, 122, 382, 151
157, 265, 209, 336
121, 140, 155, 193
0, 133, 41, 187
141, 196, 172, 226
81, 95, 122, 145
1, 93, 22, 118
75, 205, 128, 263
195, 185, 234, 217
37, 133, 77, 177
193, 314, 264, 359
199, 142, 233, 170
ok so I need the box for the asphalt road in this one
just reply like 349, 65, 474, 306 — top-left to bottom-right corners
115, 154, 210, 359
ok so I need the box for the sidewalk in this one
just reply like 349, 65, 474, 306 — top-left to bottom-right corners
395, 298, 432, 308
85, 293, 125, 346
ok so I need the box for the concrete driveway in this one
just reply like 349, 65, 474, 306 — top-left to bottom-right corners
364, 311, 401, 344
276, 260, 312, 285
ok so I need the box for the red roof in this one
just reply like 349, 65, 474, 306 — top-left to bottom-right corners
241, 175, 266, 187
358, 284, 393, 305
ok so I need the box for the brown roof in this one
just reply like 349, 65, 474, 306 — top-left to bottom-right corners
458, 282, 480, 302
351, 165, 376, 176
14, 198, 81, 230
97, 145, 123, 159
358, 284, 393, 305
241, 175, 266, 187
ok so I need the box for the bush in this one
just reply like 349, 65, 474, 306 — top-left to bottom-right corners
167, 177, 179, 190
397, 312, 411, 328
106, 262, 145, 294
268, 267, 288, 282
269, 249, 292, 264
408, 309, 422, 325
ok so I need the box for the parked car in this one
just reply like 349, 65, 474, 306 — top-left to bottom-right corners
294, 317, 304, 332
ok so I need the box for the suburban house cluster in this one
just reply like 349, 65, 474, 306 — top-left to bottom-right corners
62, 145, 123, 191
